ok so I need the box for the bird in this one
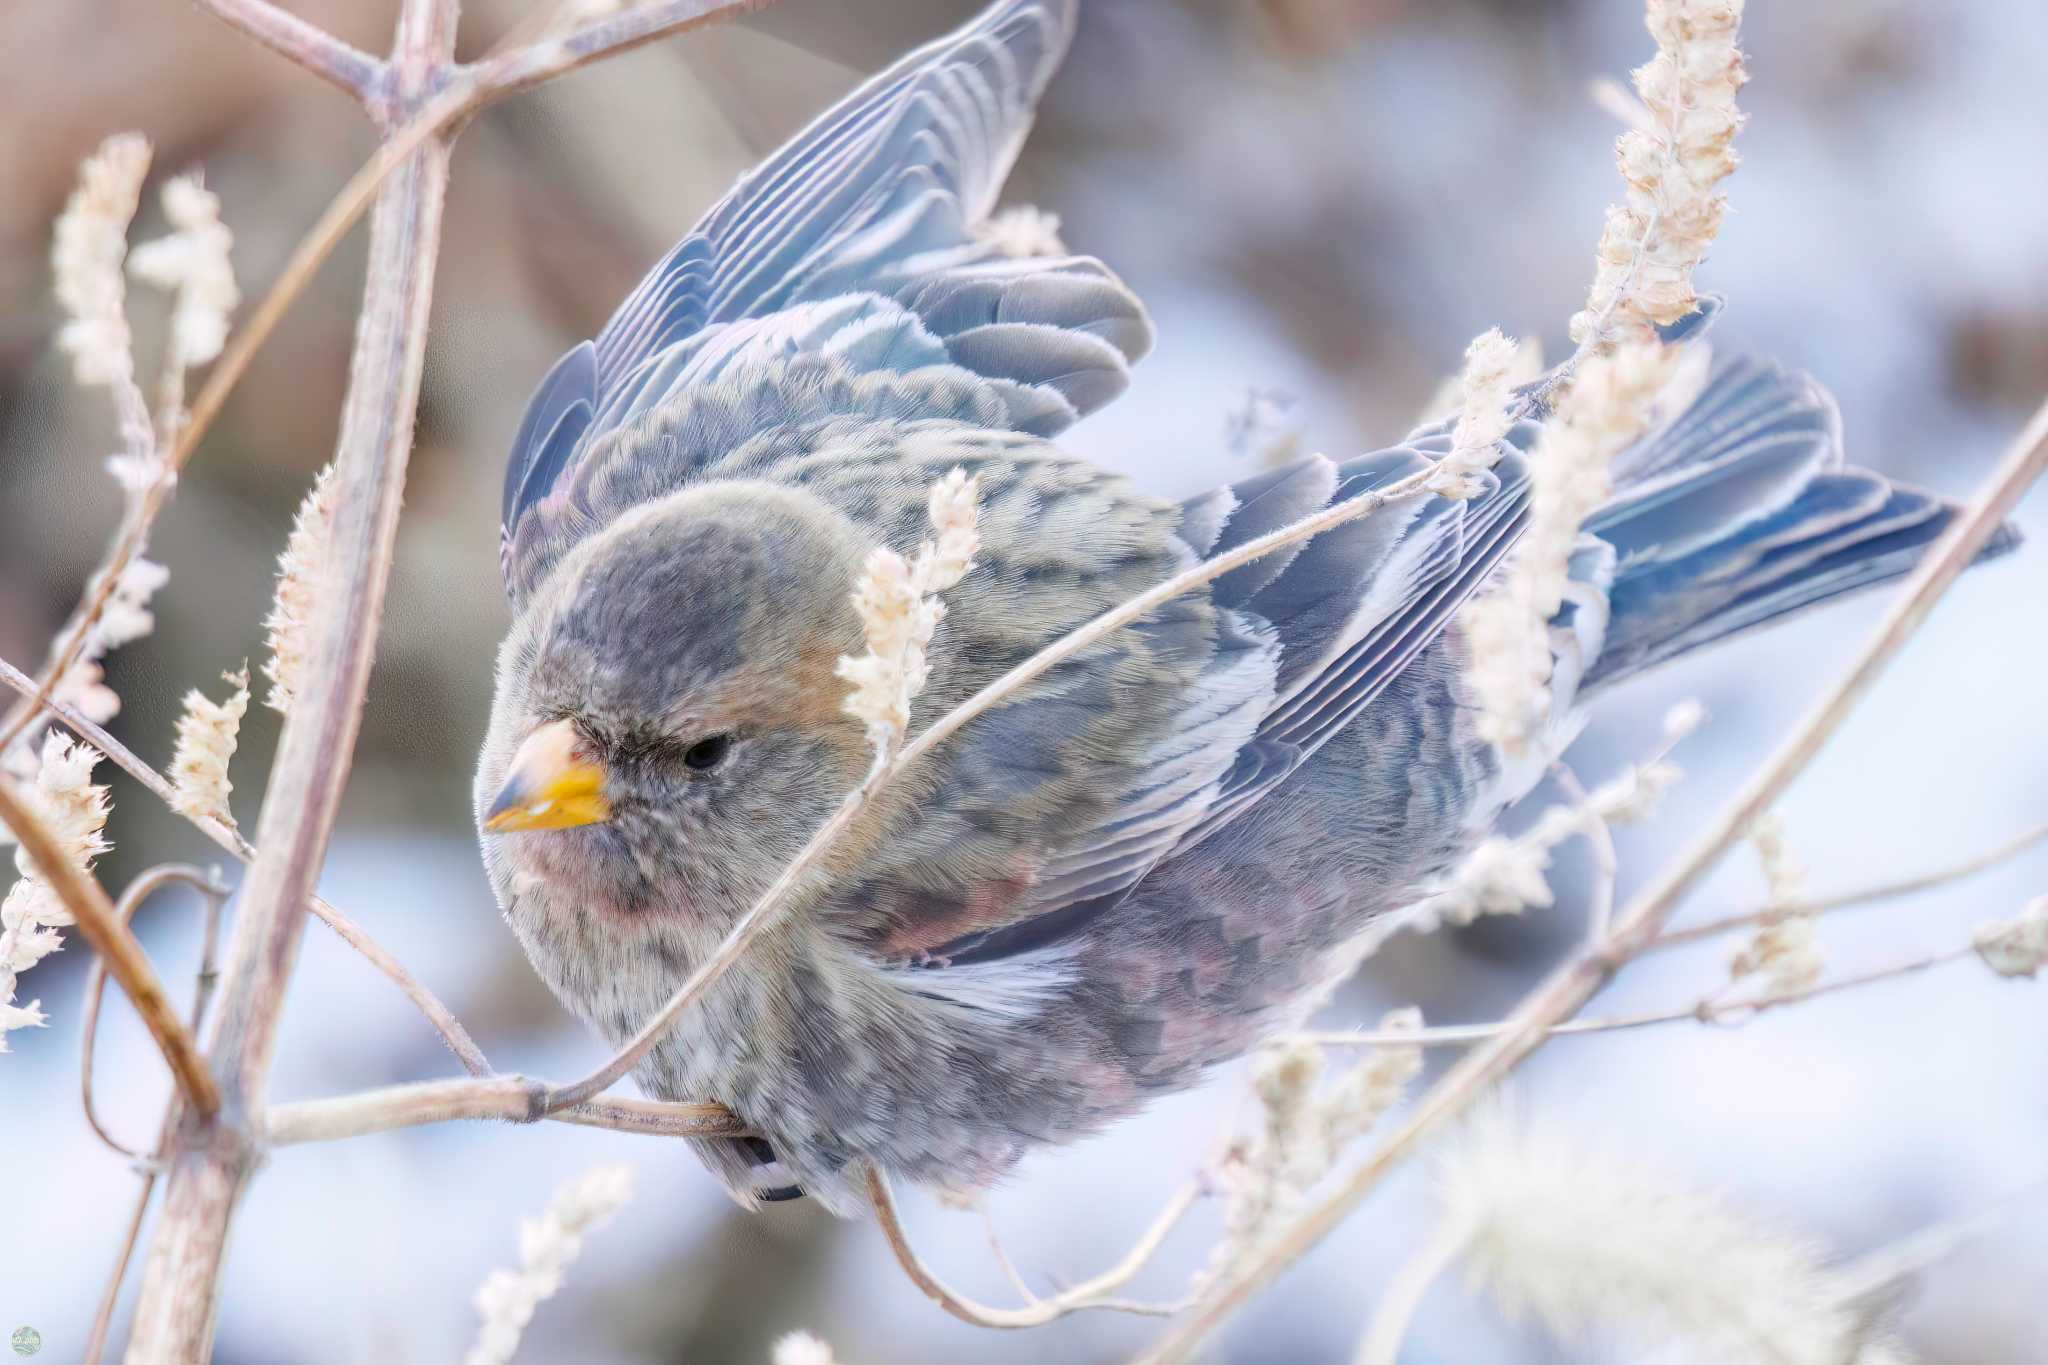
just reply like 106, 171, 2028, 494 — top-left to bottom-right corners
474, 0, 2018, 1216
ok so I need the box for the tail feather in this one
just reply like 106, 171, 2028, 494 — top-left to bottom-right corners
1581, 356, 2022, 690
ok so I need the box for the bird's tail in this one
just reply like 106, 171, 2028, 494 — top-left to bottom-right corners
1572, 354, 2021, 693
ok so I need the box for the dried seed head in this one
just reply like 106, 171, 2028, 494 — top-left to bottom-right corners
168, 667, 249, 826
264, 464, 339, 714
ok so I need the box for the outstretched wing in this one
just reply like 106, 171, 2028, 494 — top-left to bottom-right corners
499, 0, 1152, 600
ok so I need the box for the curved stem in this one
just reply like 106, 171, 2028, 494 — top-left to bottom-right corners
865, 1163, 1196, 1328
1355, 1217, 1474, 1365
80, 865, 231, 1159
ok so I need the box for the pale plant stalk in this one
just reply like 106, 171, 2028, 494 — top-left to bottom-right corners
1138, 392, 2048, 1364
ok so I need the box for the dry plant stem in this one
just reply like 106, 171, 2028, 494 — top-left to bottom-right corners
191, 0, 382, 99
81, 866, 230, 1365
865, 1163, 1198, 1328
1142, 394, 2048, 1365
464, 0, 772, 101
1355, 1217, 1475, 1365
81, 865, 231, 1160
543, 464, 1442, 1112
263, 1076, 748, 1144
0, 776, 219, 1117
1, 653, 492, 1074
1648, 818, 2048, 951
123, 1, 459, 1356
1302, 942, 1984, 1050
1552, 762, 1617, 938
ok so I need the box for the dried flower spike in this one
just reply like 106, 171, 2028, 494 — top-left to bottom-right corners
128, 172, 240, 421
1730, 810, 1823, 994
462, 1163, 634, 1365
169, 667, 250, 825
1, 736, 112, 1050
264, 463, 339, 714
52, 133, 152, 393
1464, 341, 1680, 756
1571, 0, 1747, 347
836, 468, 980, 761
1431, 328, 1522, 499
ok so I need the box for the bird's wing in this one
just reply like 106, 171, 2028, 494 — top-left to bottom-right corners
856, 440, 1532, 972
500, 0, 1151, 599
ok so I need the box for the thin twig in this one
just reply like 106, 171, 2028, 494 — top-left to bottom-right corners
865, 1163, 1197, 1328
0, 654, 492, 1075
80, 865, 231, 1160
191, 0, 384, 100
1648, 820, 2048, 951
0, 776, 218, 1118
462, 0, 772, 105
1301, 942, 1984, 1050
1355, 1217, 1474, 1365
1141, 394, 2048, 1364
262, 1076, 747, 1145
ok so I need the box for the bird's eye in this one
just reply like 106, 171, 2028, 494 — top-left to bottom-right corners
682, 734, 732, 771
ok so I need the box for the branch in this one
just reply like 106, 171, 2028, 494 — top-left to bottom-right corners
1648, 819, 2048, 951
1141, 392, 2048, 1363
191, 0, 383, 101
865, 1163, 1197, 1328
264, 1077, 746, 1144
463, 0, 772, 107
126, 0, 462, 1355
539, 460, 1442, 1114
0, 654, 491, 1076
0, 776, 219, 1119
1300, 942, 1984, 1050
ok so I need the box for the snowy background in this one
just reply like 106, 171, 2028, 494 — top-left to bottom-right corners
2, 0, 2044, 1360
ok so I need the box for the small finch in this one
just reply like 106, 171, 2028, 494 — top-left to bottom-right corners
476, 0, 2019, 1214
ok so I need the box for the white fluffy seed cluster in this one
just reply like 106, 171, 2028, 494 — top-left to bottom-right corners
52, 133, 152, 391
975, 204, 1066, 259
1463, 343, 1680, 756
770, 1331, 843, 1365
1438, 1107, 1896, 1362
1, 737, 112, 1050
264, 463, 339, 714
1731, 810, 1824, 995
462, 1163, 635, 1365
1206, 1010, 1424, 1284
1572, 0, 1746, 347
1431, 328, 1522, 500
837, 468, 981, 761
128, 174, 240, 385
1417, 700, 1702, 929
1974, 896, 2048, 979
168, 667, 249, 825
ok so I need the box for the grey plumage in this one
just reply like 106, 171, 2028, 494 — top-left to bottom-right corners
476, 0, 2020, 1214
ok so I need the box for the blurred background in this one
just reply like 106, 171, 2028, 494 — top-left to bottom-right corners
3, 0, 2045, 1360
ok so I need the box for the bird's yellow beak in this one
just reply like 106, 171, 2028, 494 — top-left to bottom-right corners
483, 719, 611, 832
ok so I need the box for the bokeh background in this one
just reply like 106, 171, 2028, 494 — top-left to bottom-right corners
4, 1, 2045, 1361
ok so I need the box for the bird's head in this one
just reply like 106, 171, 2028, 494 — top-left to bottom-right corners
476, 482, 875, 919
